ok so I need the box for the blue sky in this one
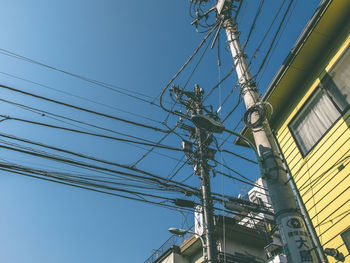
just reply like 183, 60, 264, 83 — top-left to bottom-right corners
0, 0, 321, 262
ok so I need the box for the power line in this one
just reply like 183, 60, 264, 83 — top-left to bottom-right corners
0, 84, 167, 133
0, 166, 190, 213
0, 98, 184, 162
0, 141, 198, 195
0, 115, 181, 152
248, 0, 287, 68
159, 24, 218, 115
255, 0, 297, 87
220, 149, 258, 164
0, 71, 162, 124
0, 48, 160, 106
0, 132, 184, 181
253, 0, 294, 79
242, 0, 265, 52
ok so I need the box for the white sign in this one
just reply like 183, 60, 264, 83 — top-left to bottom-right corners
194, 205, 204, 236
280, 216, 317, 262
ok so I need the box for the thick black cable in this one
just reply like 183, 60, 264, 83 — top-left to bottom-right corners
234, 0, 244, 21
0, 132, 184, 184
0, 143, 198, 194
0, 167, 190, 213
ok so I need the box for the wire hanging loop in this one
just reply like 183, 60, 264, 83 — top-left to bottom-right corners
243, 102, 267, 129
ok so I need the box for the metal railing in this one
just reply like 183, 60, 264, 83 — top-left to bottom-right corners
144, 234, 187, 263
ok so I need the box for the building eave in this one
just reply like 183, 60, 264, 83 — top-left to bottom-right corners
235, 0, 350, 145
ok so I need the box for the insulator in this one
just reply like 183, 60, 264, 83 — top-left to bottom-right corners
181, 140, 193, 153
194, 163, 200, 175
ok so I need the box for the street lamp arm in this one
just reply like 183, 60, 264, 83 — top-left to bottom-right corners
168, 228, 207, 259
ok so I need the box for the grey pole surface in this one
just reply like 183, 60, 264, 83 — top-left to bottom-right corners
219, 2, 318, 262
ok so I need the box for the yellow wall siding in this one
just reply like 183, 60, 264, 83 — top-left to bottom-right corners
276, 115, 350, 261
274, 37, 350, 261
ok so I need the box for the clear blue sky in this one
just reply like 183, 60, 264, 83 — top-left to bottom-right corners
0, 1, 321, 262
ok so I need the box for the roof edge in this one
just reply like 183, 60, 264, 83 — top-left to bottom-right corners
234, 0, 331, 146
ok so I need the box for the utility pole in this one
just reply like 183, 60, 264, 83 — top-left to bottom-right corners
217, 1, 318, 262
173, 84, 217, 263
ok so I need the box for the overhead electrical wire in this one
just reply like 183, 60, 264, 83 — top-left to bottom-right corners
248, 0, 287, 68
0, 141, 198, 195
0, 115, 182, 152
255, 0, 297, 87
0, 98, 156, 144
0, 71, 162, 124
159, 23, 218, 116
1, 164, 272, 223
132, 123, 180, 167
0, 84, 168, 133
0, 167, 191, 213
0, 133, 273, 218
0, 98, 184, 162
241, 0, 265, 52
141, 23, 219, 165
220, 149, 258, 164
0, 161, 181, 201
0, 132, 184, 183
0, 48, 160, 107
253, 0, 294, 79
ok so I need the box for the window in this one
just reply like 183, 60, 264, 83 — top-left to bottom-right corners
341, 227, 350, 253
289, 47, 350, 156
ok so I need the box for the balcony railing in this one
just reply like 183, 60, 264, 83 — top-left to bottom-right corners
144, 233, 188, 263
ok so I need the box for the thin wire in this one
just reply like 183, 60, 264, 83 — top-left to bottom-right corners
256, 0, 297, 86
0, 115, 181, 152
0, 131, 184, 189
0, 84, 167, 133
0, 98, 184, 162
0, 49, 159, 106
214, 170, 266, 191
0, 71, 162, 124
159, 24, 218, 116
0, 167, 191, 213
242, 0, 265, 52
248, 0, 287, 67
219, 149, 258, 164
132, 124, 179, 167
0, 140, 198, 194
253, 0, 294, 79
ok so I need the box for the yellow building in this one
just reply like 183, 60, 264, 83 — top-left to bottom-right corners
246, 0, 350, 261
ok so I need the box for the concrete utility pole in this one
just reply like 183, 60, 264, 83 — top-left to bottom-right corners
194, 87, 217, 263
218, 1, 318, 262
174, 85, 217, 262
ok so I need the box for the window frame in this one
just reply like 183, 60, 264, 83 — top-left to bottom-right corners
341, 227, 350, 254
288, 47, 349, 157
